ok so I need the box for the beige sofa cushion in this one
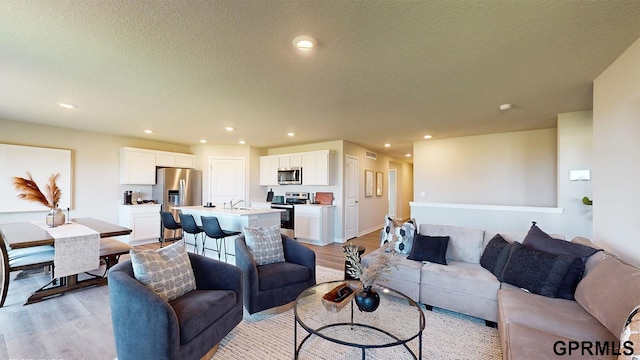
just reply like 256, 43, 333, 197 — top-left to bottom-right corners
419, 224, 484, 263
498, 288, 616, 342
575, 256, 640, 337
502, 323, 615, 360
421, 260, 500, 300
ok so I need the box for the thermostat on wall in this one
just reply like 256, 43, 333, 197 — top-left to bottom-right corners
569, 170, 591, 181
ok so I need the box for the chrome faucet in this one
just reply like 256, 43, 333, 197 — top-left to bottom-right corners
230, 199, 244, 209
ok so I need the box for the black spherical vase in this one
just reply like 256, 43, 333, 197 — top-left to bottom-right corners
354, 286, 380, 312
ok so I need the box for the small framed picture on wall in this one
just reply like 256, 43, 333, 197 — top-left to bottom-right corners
376, 171, 383, 196
365, 170, 374, 197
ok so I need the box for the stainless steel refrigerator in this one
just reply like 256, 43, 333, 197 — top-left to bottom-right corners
153, 168, 202, 241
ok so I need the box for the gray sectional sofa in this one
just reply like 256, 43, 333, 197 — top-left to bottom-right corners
362, 223, 640, 359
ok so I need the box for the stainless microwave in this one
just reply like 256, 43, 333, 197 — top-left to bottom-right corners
277, 167, 302, 185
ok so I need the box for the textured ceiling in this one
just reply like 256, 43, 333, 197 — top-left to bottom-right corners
1, 1, 638, 160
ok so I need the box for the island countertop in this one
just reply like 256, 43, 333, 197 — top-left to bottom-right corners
173, 205, 284, 217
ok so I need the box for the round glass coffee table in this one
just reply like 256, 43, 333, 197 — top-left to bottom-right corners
294, 280, 425, 359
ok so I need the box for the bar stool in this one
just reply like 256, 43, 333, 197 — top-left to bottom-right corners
160, 211, 182, 248
201, 216, 240, 262
178, 213, 202, 254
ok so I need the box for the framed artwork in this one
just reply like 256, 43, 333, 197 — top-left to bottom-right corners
365, 170, 374, 197
376, 171, 383, 196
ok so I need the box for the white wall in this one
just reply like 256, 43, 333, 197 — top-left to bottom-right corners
413, 129, 557, 207
557, 111, 593, 239
0, 118, 191, 225
593, 37, 640, 267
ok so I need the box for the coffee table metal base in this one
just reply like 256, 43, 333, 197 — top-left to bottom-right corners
294, 301, 422, 359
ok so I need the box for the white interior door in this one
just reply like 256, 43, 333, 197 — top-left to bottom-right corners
345, 155, 359, 240
388, 169, 397, 218
208, 157, 245, 207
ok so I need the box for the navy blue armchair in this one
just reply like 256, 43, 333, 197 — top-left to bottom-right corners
235, 234, 315, 314
108, 253, 243, 360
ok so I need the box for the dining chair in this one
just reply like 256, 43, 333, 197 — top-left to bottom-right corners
201, 216, 240, 261
178, 213, 202, 253
160, 211, 182, 248
0, 237, 54, 307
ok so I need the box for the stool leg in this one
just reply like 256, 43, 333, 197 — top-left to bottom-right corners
222, 237, 227, 262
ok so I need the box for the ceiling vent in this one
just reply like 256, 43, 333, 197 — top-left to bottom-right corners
365, 151, 377, 160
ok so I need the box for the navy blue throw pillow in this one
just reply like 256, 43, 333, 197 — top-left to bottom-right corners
407, 234, 449, 265
498, 242, 574, 297
523, 224, 599, 299
480, 234, 512, 277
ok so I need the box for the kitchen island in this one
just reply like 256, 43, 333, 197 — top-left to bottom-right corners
174, 206, 283, 258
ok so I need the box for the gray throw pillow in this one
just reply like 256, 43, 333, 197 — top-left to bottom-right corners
243, 225, 285, 265
129, 241, 197, 301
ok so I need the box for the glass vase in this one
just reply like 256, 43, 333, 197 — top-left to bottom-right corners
46, 207, 65, 227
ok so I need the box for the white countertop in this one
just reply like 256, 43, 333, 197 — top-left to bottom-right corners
294, 204, 336, 208
174, 205, 284, 216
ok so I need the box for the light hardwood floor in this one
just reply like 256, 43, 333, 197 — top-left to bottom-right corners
0, 228, 384, 359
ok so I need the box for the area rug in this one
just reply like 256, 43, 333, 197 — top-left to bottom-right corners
1, 265, 501, 359
214, 266, 502, 359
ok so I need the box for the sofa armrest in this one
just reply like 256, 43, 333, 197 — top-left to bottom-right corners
108, 261, 180, 360
189, 253, 242, 296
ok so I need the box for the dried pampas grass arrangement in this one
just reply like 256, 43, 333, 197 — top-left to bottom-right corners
13, 172, 62, 208
343, 239, 399, 288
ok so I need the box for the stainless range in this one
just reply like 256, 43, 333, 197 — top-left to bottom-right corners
271, 192, 308, 238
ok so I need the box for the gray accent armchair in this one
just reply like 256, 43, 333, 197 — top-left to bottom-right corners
108, 253, 242, 360
235, 234, 316, 314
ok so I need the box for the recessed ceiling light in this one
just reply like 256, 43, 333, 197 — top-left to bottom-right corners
384, 144, 391, 147
499, 104, 512, 111
239, 140, 246, 145
423, 135, 432, 139
225, 127, 234, 131
57, 102, 76, 109
144, 129, 153, 134
292, 35, 316, 51
287, 132, 295, 137
200, 139, 207, 143
405, 153, 412, 157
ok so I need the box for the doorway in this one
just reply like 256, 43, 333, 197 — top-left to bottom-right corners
345, 155, 359, 240
388, 169, 397, 218
208, 157, 245, 206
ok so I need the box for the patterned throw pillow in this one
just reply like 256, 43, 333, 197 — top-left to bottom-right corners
243, 225, 285, 265
379, 215, 398, 249
129, 241, 197, 301
619, 305, 640, 360
394, 220, 416, 254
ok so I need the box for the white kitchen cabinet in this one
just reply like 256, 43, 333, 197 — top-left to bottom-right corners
156, 152, 196, 168
294, 205, 334, 245
259, 156, 280, 186
120, 147, 196, 185
118, 204, 161, 244
120, 148, 157, 185
302, 150, 332, 185
176, 154, 196, 168
259, 150, 332, 186
279, 154, 302, 168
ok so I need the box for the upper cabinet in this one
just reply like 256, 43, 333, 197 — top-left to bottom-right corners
259, 156, 280, 186
259, 150, 332, 186
120, 148, 157, 185
120, 147, 196, 185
